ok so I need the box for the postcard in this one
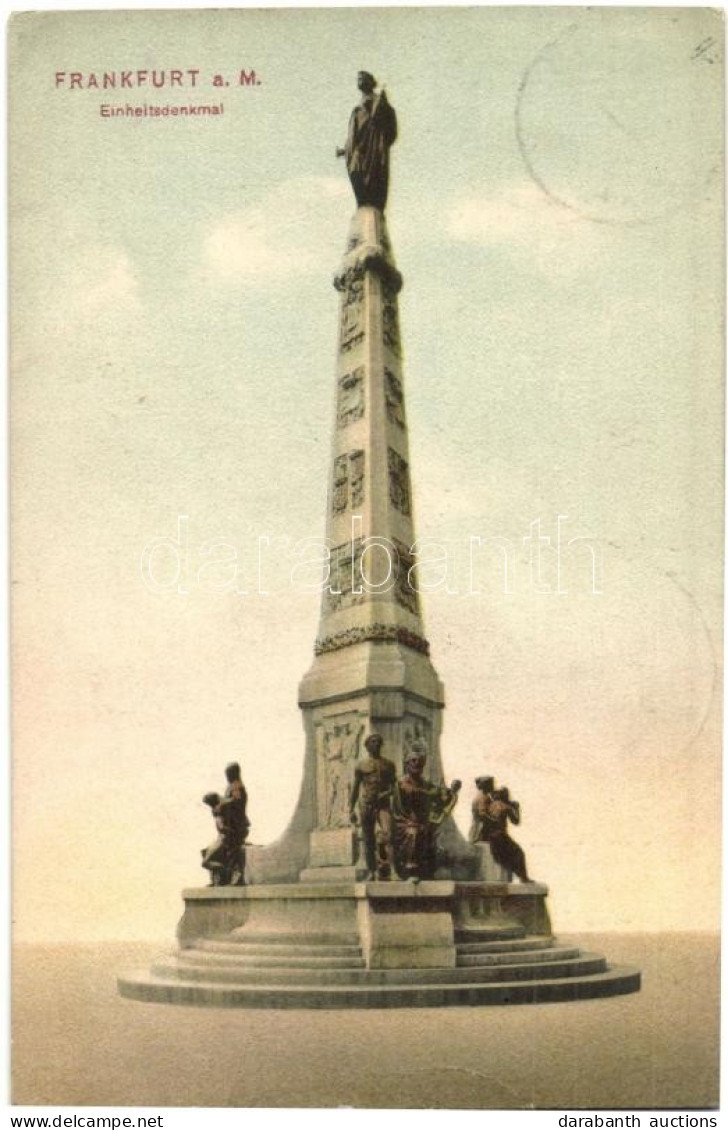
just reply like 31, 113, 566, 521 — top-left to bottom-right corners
9, 6, 723, 1110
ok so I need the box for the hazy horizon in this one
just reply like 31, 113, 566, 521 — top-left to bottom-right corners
13, 927, 722, 946
12, 935, 719, 1108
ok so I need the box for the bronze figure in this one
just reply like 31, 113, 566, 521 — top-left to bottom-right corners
219, 761, 249, 886
200, 763, 250, 887
200, 792, 233, 886
349, 732, 396, 880
337, 71, 397, 211
392, 745, 461, 880
469, 776, 532, 883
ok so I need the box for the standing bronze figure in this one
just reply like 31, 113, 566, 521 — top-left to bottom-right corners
219, 761, 249, 886
392, 745, 461, 880
337, 71, 397, 211
349, 732, 396, 880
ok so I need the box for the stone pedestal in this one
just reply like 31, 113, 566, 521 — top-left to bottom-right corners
358, 882, 457, 969
474, 841, 512, 882
174, 880, 552, 954
119, 880, 640, 1008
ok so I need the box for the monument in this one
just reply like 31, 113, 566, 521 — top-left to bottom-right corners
119, 75, 640, 1008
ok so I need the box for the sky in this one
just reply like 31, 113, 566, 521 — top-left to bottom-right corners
10, 6, 723, 940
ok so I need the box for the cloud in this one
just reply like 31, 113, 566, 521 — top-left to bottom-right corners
201, 176, 350, 283
199, 176, 605, 289
43, 245, 141, 334
447, 181, 580, 243
77, 250, 139, 316
445, 181, 604, 275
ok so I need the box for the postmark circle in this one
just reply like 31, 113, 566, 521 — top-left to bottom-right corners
516, 12, 721, 226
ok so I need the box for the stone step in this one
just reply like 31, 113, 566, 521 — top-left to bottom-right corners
226, 931, 362, 946
178, 942, 578, 972
455, 953, 606, 979
150, 953, 606, 987
455, 934, 554, 954
454, 924, 526, 942
118, 963, 641, 1008
177, 948, 366, 969
455, 945, 581, 967
197, 940, 363, 958
184, 952, 367, 969
179, 949, 355, 969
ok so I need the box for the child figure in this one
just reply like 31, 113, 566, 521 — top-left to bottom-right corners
200, 792, 231, 886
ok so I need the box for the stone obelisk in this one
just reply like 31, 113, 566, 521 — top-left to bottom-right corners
296, 204, 454, 880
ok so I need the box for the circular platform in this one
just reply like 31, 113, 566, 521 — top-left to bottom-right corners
119, 926, 640, 1009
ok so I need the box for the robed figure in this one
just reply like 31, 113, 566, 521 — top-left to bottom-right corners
338, 71, 397, 212
392, 745, 461, 880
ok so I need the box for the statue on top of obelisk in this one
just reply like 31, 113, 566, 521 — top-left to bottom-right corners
336, 71, 397, 211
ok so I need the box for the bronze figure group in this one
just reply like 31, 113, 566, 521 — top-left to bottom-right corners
198, 753, 531, 886
347, 735, 532, 883
349, 733, 462, 881
201, 761, 250, 887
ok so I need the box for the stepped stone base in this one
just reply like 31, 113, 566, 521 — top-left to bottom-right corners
119, 966, 641, 1009
118, 881, 640, 1009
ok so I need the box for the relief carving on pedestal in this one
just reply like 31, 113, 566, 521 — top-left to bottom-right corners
392, 538, 419, 614
325, 539, 366, 613
402, 716, 433, 767
337, 367, 365, 428
316, 717, 365, 828
350, 451, 364, 508
388, 448, 411, 516
324, 536, 419, 616
385, 368, 405, 429
382, 286, 401, 356
332, 455, 349, 515
339, 274, 365, 353
332, 450, 365, 516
